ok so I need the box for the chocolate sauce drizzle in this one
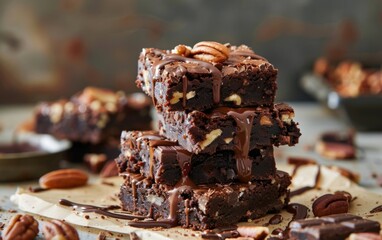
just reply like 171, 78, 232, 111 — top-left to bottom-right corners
370, 205, 382, 213
153, 54, 223, 104
201, 227, 240, 240
269, 214, 283, 225
227, 110, 256, 182
290, 165, 321, 198
270, 203, 309, 239
58, 199, 146, 220
128, 186, 192, 228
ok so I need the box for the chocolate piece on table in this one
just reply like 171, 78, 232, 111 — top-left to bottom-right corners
315, 131, 356, 160
119, 171, 290, 230
136, 44, 277, 112
289, 213, 381, 240
158, 103, 300, 154
34, 87, 152, 144
116, 131, 276, 186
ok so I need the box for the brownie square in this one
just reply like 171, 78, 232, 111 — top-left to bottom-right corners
119, 171, 290, 230
136, 44, 277, 111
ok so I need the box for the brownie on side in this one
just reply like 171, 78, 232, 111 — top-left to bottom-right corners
119, 171, 290, 230
35, 87, 152, 144
116, 131, 276, 186
136, 44, 278, 112
158, 103, 301, 154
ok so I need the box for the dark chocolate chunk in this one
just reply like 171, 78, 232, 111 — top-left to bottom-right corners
289, 213, 380, 240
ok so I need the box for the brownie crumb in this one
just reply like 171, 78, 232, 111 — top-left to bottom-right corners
84, 215, 90, 219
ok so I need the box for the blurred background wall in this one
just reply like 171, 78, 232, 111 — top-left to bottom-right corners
0, 0, 381, 104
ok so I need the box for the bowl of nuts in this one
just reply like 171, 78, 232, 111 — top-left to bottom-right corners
301, 58, 382, 131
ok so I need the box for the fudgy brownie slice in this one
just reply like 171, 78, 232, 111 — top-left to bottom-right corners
35, 87, 152, 144
158, 103, 300, 155
136, 43, 277, 111
116, 131, 276, 186
119, 171, 290, 230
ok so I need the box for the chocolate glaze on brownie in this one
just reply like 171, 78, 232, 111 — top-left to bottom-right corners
116, 131, 277, 185
136, 45, 278, 111
158, 103, 300, 155
119, 170, 291, 230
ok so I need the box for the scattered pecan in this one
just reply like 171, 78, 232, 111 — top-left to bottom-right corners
39, 169, 88, 189
100, 161, 119, 178
237, 226, 269, 240
191, 41, 229, 63
328, 166, 360, 183
2, 214, 39, 240
312, 193, 350, 217
42, 219, 79, 240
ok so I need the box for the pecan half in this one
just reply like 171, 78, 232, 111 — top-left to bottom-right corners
100, 160, 119, 178
39, 169, 88, 189
191, 41, 229, 63
2, 214, 39, 240
312, 193, 350, 217
42, 220, 79, 240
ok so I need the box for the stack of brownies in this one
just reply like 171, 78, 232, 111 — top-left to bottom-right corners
116, 41, 301, 230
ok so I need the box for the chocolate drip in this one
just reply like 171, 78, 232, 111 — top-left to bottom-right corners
269, 214, 283, 225
28, 187, 48, 193
286, 203, 309, 221
290, 165, 321, 198
201, 229, 240, 239
129, 186, 192, 228
175, 149, 196, 188
227, 110, 256, 182
153, 54, 223, 104
59, 199, 146, 220
370, 205, 382, 213
269, 203, 309, 239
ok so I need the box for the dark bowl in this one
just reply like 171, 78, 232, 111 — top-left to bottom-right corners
0, 132, 71, 182
301, 73, 382, 131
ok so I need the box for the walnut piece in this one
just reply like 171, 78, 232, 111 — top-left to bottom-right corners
237, 226, 269, 240
199, 129, 223, 150
42, 220, 79, 240
2, 214, 39, 240
170, 91, 196, 104
224, 94, 242, 106
172, 44, 192, 57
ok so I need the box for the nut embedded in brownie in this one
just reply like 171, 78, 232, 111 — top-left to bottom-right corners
116, 131, 277, 186
136, 42, 278, 111
119, 171, 291, 230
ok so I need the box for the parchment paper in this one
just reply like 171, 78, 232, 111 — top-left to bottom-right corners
11, 164, 382, 239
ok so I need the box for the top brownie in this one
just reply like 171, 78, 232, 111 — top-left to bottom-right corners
136, 41, 278, 111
